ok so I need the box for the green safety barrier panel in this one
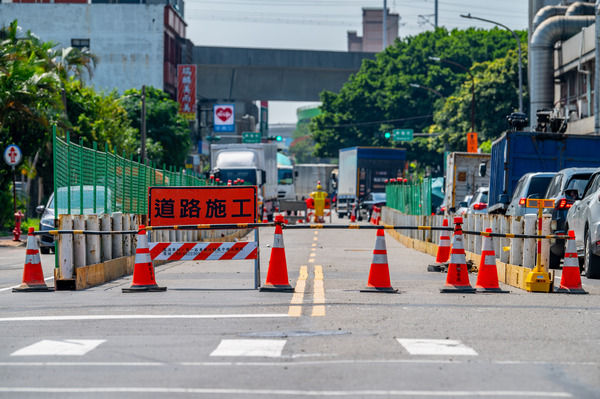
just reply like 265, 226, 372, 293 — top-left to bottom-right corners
385, 177, 432, 216
53, 127, 208, 215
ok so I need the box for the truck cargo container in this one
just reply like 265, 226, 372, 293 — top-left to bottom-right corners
444, 152, 491, 213
293, 163, 337, 200
336, 147, 405, 218
488, 131, 600, 214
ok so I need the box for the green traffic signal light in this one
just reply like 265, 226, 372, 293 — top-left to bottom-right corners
384, 132, 391, 139
275, 135, 283, 142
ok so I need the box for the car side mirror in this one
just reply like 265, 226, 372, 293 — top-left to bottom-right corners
565, 188, 579, 200
36, 205, 45, 214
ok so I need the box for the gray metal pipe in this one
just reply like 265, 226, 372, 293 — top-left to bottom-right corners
566, 1, 596, 16
532, 5, 568, 32
529, 15, 595, 127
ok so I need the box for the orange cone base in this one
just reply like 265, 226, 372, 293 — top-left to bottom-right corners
259, 283, 294, 292
360, 285, 398, 293
554, 286, 588, 295
476, 286, 509, 293
122, 284, 167, 293
13, 283, 53, 292
440, 285, 476, 293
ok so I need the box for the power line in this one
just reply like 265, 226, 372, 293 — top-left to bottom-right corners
322, 114, 433, 129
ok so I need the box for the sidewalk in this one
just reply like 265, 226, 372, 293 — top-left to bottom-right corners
0, 236, 25, 247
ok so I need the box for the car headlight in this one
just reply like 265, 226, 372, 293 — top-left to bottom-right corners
40, 217, 55, 229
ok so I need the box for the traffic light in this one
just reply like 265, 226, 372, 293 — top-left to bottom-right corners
267, 135, 283, 141
384, 132, 391, 139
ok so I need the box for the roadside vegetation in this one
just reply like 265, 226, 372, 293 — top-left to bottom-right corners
0, 20, 190, 230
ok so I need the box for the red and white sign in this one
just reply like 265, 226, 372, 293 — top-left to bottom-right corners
148, 186, 257, 226
177, 64, 196, 119
213, 104, 235, 132
3, 144, 22, 167
149, 241, 258, 261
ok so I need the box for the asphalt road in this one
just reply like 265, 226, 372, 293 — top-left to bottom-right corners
0, 220, 599, 398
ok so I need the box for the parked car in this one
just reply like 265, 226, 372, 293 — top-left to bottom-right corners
360, 192, 386, 220
505, 172, 556, 217
455, 195, 472, 216
36, 186, 112, 254
465, 187, 488, 215
543, 167, 597, 269
566, 170, 600, 278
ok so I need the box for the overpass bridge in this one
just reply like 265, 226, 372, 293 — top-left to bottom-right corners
192, 46, 377, 102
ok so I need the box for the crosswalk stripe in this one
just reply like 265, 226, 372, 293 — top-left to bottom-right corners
11, 340, 105, 356
397, 339, 477, 356
210, 339, 286, 357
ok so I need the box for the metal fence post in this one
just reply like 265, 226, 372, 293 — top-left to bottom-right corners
79, 137, 84, 215
66, 132, 71, 215
93, 141, 97, 214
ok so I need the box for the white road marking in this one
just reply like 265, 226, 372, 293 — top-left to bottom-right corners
0, 276, 53, 292
0, 314, 289, 322
210, 339, 286, 357
397, 339, 478, 356
0, 388, 572, 396
11, 340, 105, 356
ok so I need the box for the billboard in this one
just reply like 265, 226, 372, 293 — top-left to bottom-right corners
177, 64, 196, 120
213, 104, 235, 132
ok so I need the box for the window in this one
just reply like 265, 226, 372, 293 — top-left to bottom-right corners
545, 174, 562, 198
71, 38, 90, 50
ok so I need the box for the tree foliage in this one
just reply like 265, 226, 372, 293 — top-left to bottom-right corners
311, 27, 527, 173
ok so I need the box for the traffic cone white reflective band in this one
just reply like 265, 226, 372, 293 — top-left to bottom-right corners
372, 253, 388, 265
439, 236, 450, 245
556, 231, 587, 294
273, 233, 284, 249
483, 254, 496, 266
482, 233, 493, 252
448, 251, 466, 265
135, 233, 151, 265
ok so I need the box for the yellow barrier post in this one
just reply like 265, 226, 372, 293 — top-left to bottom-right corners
524, 198, 555, 292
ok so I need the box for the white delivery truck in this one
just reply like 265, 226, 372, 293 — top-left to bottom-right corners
210, 143, 278, 221
277, 153, 295, 200
444, 152, 491, 213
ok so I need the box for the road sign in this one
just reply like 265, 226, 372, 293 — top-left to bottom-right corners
148, 186, 257, 226
3, 144, 22, 167
213, 104, 235, 132
393, 129, 413, 142
467, 132, 478, 153
242, 132, 261, 143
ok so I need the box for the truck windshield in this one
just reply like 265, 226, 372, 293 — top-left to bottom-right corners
278, 169, 293, 185
218, 169, 257, 185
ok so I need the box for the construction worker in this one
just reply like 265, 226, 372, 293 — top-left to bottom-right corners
309, 181, 328, 223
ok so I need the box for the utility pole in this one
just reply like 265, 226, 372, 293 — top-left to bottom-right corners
383, 0, 387, 50
434, 0, 438, 28
141, 85, 146, 163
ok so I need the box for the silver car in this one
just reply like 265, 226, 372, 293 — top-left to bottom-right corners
505, 172, 555, 217
566, 170, 600, 278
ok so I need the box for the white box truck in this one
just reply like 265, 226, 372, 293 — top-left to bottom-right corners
444, 152, 491, 213
210, 143, 278, 221
293, 163, 337, 200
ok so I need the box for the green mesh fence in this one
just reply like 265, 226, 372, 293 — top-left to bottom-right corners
385, 178, 432, 216
53, 127, 208, 215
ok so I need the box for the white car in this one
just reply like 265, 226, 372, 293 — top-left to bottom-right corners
566, 170, 600, 278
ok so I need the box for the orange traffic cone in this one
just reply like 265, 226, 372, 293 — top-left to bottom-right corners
122, 225, 166, 292
361, 228, 398, 293
555, 230, 587, 294
428, 219, 451, 272
475, 228, 509, 293
370, 206, 378, 225
441, 217, 475, 293
260, 215, 294, 292
13, 227, 52, 292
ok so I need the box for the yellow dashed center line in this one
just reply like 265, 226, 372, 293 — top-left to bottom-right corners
312, 265, 325, 317
288, 266, 308, 317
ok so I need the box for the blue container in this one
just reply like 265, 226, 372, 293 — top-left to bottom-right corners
488, 131, 600, 211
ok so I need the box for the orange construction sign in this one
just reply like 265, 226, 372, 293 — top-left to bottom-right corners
467, 132, 478, 153
148, 186, 257, 226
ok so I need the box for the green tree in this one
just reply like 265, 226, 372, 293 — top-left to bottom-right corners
311, 27, 526, 172
120, 87, 191, 168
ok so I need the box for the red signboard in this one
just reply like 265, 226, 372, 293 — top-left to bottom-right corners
148, 186, 257, 226
177, 64, 196, 120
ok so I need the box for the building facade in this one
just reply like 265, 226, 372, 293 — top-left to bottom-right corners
347, 8, 399, 52
0, 1, 187, 98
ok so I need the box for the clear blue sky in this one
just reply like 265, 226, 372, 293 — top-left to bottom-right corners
185, 0, 529, 123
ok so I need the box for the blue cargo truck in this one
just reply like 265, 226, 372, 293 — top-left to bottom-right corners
336, 147, 406, 218
488, 131, 600, 213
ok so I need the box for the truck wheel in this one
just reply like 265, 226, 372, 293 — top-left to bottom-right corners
584, 231, 600, 279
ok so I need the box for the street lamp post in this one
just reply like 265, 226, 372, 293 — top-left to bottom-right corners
460, 13, 523, 114
429, 56, 475, 132
409, 83, 444, 98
